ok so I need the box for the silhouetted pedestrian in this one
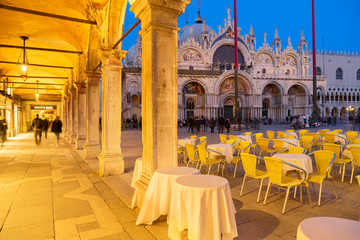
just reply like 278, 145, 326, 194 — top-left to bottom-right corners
32, 114, 43, 145
51, 116, 62, 146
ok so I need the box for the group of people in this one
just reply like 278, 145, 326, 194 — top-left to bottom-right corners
32, 114, 62, 146
186, 116, 232, 133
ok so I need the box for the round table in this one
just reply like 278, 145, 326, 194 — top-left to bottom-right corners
335, 134, 346, 145
168, 175, 238, 240
136, 167, 200, 225
273, 153, 313, 175
236, 135, 253, 144
207, 143, 234, 163
297, 217, 360, 240
178, 138, 196, 147
282, 138, 301, 149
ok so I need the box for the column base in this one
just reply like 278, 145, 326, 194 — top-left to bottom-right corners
70, 134, 77, 144
75, 136, 86, 150
98, 151, 124, 176
84, 143, 100, 160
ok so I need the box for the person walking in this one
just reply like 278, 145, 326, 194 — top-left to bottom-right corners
225, 118, 231, 133
51, 116, 62, 146
32, 114, 43, 145
218, 115, 224, 133
209, 117, 215, 133
42, 117, 49, 139
0, 115, 6, 147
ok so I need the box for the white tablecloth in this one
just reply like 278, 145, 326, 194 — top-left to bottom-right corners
236, 135, 253, 144
168, 175, 238, 240
282, 138, 300, 149
136, 167, 200, 225
273, 153, 313, 175
335, 134, 346, 145
207, 144, 234, 163
131, 158, 142, 209
297, 217, 360, 240
178, 138, 196, 147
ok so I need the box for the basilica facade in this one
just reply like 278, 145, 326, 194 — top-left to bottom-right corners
122, 7, 360, 123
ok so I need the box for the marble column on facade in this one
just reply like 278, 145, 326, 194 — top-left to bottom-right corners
75, 83, 87, 149
98, 49, 126, 176
130, 0, 190, 207
83, 71, 101, 160
70, 88, 77, 144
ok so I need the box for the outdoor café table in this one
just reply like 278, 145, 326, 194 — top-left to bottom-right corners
168, 175, 238, 240
236, 134, 253, 144
207, 143, 234, 163
297, 217, 360, 240
282, 138, 301, 149
136, 167, 200, 225
178, 138, 196, 147
335, 134, 346, 145
273, 153, 313, 175
131, 158, 142, 209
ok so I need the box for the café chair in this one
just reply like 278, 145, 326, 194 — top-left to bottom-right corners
229, 135, 239, 144
198, 136, 207, 147
306, 150, 337, 206
273, 139, 285, 153
285, 134, 296, 139
231, 141, 251, 178
346, 131, 359, 142
300, 136, 314, 154
318, 129, 330, 135
187, 135, 198, 139
299, 129, 309, 138
197, 145, 226, 176
185, 144, 200, 168
267, 130, 275, 140
348, 146, 360, 184
178, 144, 186, 163
244, 132, 252, 136
308, 132, 322, 150
258, 138, 276, 158
286, 130, 295, 133
323, 143, 352, 182
357, 175, 360, 187
250, 133, 263, 154
334, 129, 343, 134
277, 131, 286, 139
240, 153, 269, 203
219, 134, 227, 143
263, 157, 312, 214
323, 133, 336, 144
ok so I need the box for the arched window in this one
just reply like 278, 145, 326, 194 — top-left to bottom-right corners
316, 67, 322, 75
186, 98, 195, 110
336, 68, 343, 80
357, 69, 360, 80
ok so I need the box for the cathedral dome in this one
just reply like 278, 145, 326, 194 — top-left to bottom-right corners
179, 13, 215, 46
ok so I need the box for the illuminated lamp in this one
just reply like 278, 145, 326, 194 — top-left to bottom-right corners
17, 36, 29, 81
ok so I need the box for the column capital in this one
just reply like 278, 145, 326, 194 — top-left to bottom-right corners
101, 49, 128, 66
84, 71, 101, 85
130, 0, 190, 33
74, 82, 86, 94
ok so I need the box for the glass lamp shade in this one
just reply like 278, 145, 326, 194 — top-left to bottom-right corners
35, 92, 40, 101
20, 63, 27, 72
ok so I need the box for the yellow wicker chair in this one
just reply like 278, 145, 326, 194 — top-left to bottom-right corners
285, 134, 296, 139
263, 157, 312, 214
273, 139, 285, 153
334, 129, 343, 134
348, 146, 360, 184
318, 129, 330, 135
307, 150, 337, 206
258, 138, 276, 157
185, 144, 200, 168
267, 130, 275, 140
277, 131, 286, 139
250, 133, 263, 154
231, 141, 251, 178
244, 132, 252, 136
240, 153, 269, 202
198, 136, 207, 147
323, 143, 352, 182
299, 129, 309, 138
219, 134, 227, 143
197, 145, 226, 176
286, 130, 295, 133
300, 136, 315, 154
308, 132, 322, 150
346, 131, 359, 142
278, 147, 306, 155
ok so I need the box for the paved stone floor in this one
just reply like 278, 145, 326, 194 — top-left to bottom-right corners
0, 123, 359, 239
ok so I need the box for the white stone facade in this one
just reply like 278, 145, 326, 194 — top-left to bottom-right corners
123, 8, 360, 123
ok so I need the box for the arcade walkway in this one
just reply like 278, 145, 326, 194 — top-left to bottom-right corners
0, 133, 154, 240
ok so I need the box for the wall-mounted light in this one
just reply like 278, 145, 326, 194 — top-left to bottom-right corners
35, 80, 39, 101
17, 36, 29, 81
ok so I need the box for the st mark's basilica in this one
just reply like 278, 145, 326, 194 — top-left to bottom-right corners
122, 7, 360, 123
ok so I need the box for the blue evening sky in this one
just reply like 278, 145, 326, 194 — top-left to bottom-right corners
123, 0, 360, 54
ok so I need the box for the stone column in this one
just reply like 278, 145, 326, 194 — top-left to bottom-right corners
63, 97, 68, 134
66, 93, 72, 141
75, 83, 87, 149
98, 49, 126, 176
70, 88, 77, 144
83, 71, 101, 160
10, 101, 15, 137
130, 0, 190, 206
